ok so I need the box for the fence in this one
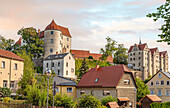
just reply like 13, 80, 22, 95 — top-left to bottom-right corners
0, 101, 32, 108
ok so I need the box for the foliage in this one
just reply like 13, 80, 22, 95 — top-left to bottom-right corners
147, 0, 170, 45
17, 50, 35, 96
101, 96, 117, 106
99, 106, 107, 108
0, 87, 11, 97
113, 44, 128, 65
78, 94, 101, 108
17, 27, 44, 59
78, 58, 89, 80
150, 102, 170, 108
136, 78, 150, 102
3, 97, 13, 103
88, 56, 93, 59
0, 36, 16, 51
100, 36, 117, 61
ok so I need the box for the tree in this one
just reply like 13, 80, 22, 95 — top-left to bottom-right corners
0, 36, 15, 51
78, 94, 101, 108
113, 44, 128, 65
147, 0, 170, 45
78, 58, 89, 79
101, 96, 117, 106
136, 78, 150, 101
100, 36, 117, 61
17, 50, 35, 96
17, 27, 44, 59
0, 87, 11, 97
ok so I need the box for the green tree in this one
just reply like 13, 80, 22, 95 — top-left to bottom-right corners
0, 36, 15, 51
17, 50, 35, 96
78, 94, 101, 108
101, 96, 117, 106
136, 78, 150, 101
0, 87, 11, 97
113, 44, 128, 65
147, 0, 170, 44
17, 27, 44, 59
100, 36, 117, 61
78, 58, 89, 80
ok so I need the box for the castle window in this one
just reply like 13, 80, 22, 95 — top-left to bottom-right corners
14, 63, 17, 70
167, 81, 169, 85
58, 70, 60, 76
80, 90, 85, 95
166, 90, 170, 96
51, 31, 53, 35
2, 61, 5, 68
156, 81, 159, 85
58, 62, 60, 67
67, 38, 69, 41
46, 63, 48, 68
103, 90, 110, 96
66, 71, 68, 75
3, 80, 7, 87
66, 62, 68, 67
52, 62, 54, 67
61, 36, 63, 39
151, 82, 153, 86
67, 87, 72, 92
51, 39, 53, 44
67, 45, 69, 48
158, 90, 162, 96
150, 90, 154, 95
10, 81, 15, 88
50, 49, 53, 53
161, 80, 164, 85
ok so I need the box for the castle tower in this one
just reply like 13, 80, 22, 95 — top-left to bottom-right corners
43, 20, 72, 58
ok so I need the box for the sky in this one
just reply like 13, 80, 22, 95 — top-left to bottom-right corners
0, 0, 169, 71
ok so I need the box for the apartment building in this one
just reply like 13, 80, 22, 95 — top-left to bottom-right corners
128, 42, 168, 80
146, 70, 170, 102
0, 49, 24, 93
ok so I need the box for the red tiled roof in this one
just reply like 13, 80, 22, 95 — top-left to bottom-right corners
106, 102, 119, 108
150, 47, 158, 54
0, 49, 24, 61
71, 49, 113, 63
139, 95, 162, 102
77, 65, 136, 88
39, 31, 44, 38
128, 43, 147, 53
43, 20, 71, 37
15, 37, 21, 46
118, 97, 130, 101
159, 51, 167, 58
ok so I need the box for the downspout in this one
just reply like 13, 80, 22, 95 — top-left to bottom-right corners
9, 59, 12, 89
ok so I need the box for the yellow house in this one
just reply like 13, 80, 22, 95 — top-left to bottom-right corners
0, 49, 24, 94
146, 70, 170, 102
53, 76, 77, 99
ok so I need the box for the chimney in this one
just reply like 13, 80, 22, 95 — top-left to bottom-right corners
95, 65, 99, 71
56, 52, 58, 55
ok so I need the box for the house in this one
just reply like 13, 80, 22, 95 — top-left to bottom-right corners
71, 49, 113, 63
77, 65, 137, 108
139, 95, 162, 108
146, 70, 170, 102
43, 52, 76, 80
0, 49, 24, 94
128, 41, 168, 80
53, 76, 77, 99
106, 102, 119, 108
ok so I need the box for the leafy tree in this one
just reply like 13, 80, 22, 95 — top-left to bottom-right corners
17, 27, 44, 59
88, 56, 93, 59
0, 36, 15, 51
113, 44, 128, 65
100, 36, 117, 61
101, 96, 117, 106
136, 78, 150, 101
17, 50, 35, 96
147, 0, 170, 45
0, 87, 11, 97
78, 58, 89, 80
78, 94, 101, 108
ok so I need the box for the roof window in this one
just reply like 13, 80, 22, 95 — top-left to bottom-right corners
95, 78, 99, 83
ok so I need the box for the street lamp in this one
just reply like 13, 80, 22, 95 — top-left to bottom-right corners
45, 68, 51, 108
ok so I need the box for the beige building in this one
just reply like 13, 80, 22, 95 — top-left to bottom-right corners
0, 49, 24, 93
128, 42, 168, 80
146, 70, 170, 102
77, 65, 137, 108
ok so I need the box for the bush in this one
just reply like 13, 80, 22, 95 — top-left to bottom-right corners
0, 87, 11, 97
3, 97, 13, 103
78, 94, 101, 108
150, 102, 170, 108
101, 96, 117, 106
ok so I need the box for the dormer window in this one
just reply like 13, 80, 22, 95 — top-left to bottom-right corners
95, 78, 99, 83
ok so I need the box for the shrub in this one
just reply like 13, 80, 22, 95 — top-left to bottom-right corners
3, 97, 13, 103
78, 94, 101, 108
101, 96, 117, 106
0, 87, 11, 97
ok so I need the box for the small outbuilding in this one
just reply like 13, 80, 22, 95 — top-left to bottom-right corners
139, 95, 162, 108
106, 102, 119, 108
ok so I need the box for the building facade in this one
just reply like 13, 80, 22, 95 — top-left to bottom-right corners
146, 70, 170, 102
77, 65, 137, 108
43, 53, 76, 80
0, 49, 24, 93
128, 42, 168, 80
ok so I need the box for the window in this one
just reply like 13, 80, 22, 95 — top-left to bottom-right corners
161, 80, 164, 85
158, 90, 162, 96
124, 79, 130, 85
46, 63, 48, 68
61, 36, 63, 39
51, 31, 53, 35
56, 87, 59, 92
3, 80, 7, 87
51, 39, 53, 44
67, 38, 69, 41
130, 58, 132, 61
95, 78, 99, 83
66, 62, 68, 67
139, 57, 141, 59
14, 63, 17, 70
71, 68, 74, 73
58, 70, 60, 76
151, 82, 153, 86
159, 73, 161, 78
139, 52, 140, 54
58, 62, 60, 67
133, 53, 135, 55
50, 49, 53, 53
156, 81, 159, 85
67, 45, 69, 48
2, 61, 5, 68
66, 71, 68, 75
80, 90, 85, 95
103, 90, 110, 96
67, 87, 72, 92
10, 81, 15, 88
133, 58, 135, 60
91, 90, 94, 95
150, 90, 154, 95
166, 90, 170, 96
69, 56, 71, 60
139, 63, 140, 66
167, 81, 169, 85
52, 62, 54, 67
